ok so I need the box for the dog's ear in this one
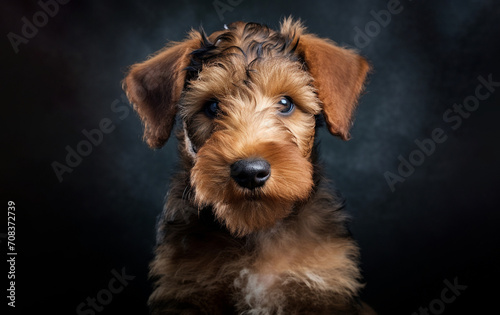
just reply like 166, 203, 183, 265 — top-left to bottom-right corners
297, 35, 371, 140
123, 32, 201, 148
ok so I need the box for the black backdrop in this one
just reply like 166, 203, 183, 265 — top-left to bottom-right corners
2, 0, 500, 314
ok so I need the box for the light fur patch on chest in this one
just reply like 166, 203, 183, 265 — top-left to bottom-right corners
234, 268, 284, 314
234, 268, 328, 314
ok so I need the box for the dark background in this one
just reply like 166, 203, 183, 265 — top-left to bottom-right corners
2, 0, 499, 314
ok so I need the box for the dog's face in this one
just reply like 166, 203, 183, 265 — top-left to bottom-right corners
124, 18, 370, 236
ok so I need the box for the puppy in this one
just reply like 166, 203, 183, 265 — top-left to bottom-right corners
124, 17, 374, 314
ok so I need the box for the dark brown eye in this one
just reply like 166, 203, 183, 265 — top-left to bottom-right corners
204, 100, 220, 118
278, 97, 295, 115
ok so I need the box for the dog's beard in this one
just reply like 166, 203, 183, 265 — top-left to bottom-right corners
191, 140, 314, 236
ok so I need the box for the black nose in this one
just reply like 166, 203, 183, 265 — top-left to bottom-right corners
230, 159, 271, 189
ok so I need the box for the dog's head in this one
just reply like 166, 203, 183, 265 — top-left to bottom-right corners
123, 18, 370, 236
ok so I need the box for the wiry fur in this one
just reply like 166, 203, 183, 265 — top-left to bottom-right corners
124, 17, 374, 314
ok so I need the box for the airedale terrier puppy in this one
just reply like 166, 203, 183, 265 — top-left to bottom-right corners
124, 18, 374, 314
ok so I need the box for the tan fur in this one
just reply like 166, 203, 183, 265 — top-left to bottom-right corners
124, 17, 374, 314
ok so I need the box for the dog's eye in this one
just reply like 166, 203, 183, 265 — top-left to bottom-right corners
278, 97, 295, 115
204, 100, 220, 118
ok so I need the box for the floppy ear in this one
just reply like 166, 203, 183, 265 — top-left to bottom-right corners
123, 32, 201, 148
297, 34, 371, 140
